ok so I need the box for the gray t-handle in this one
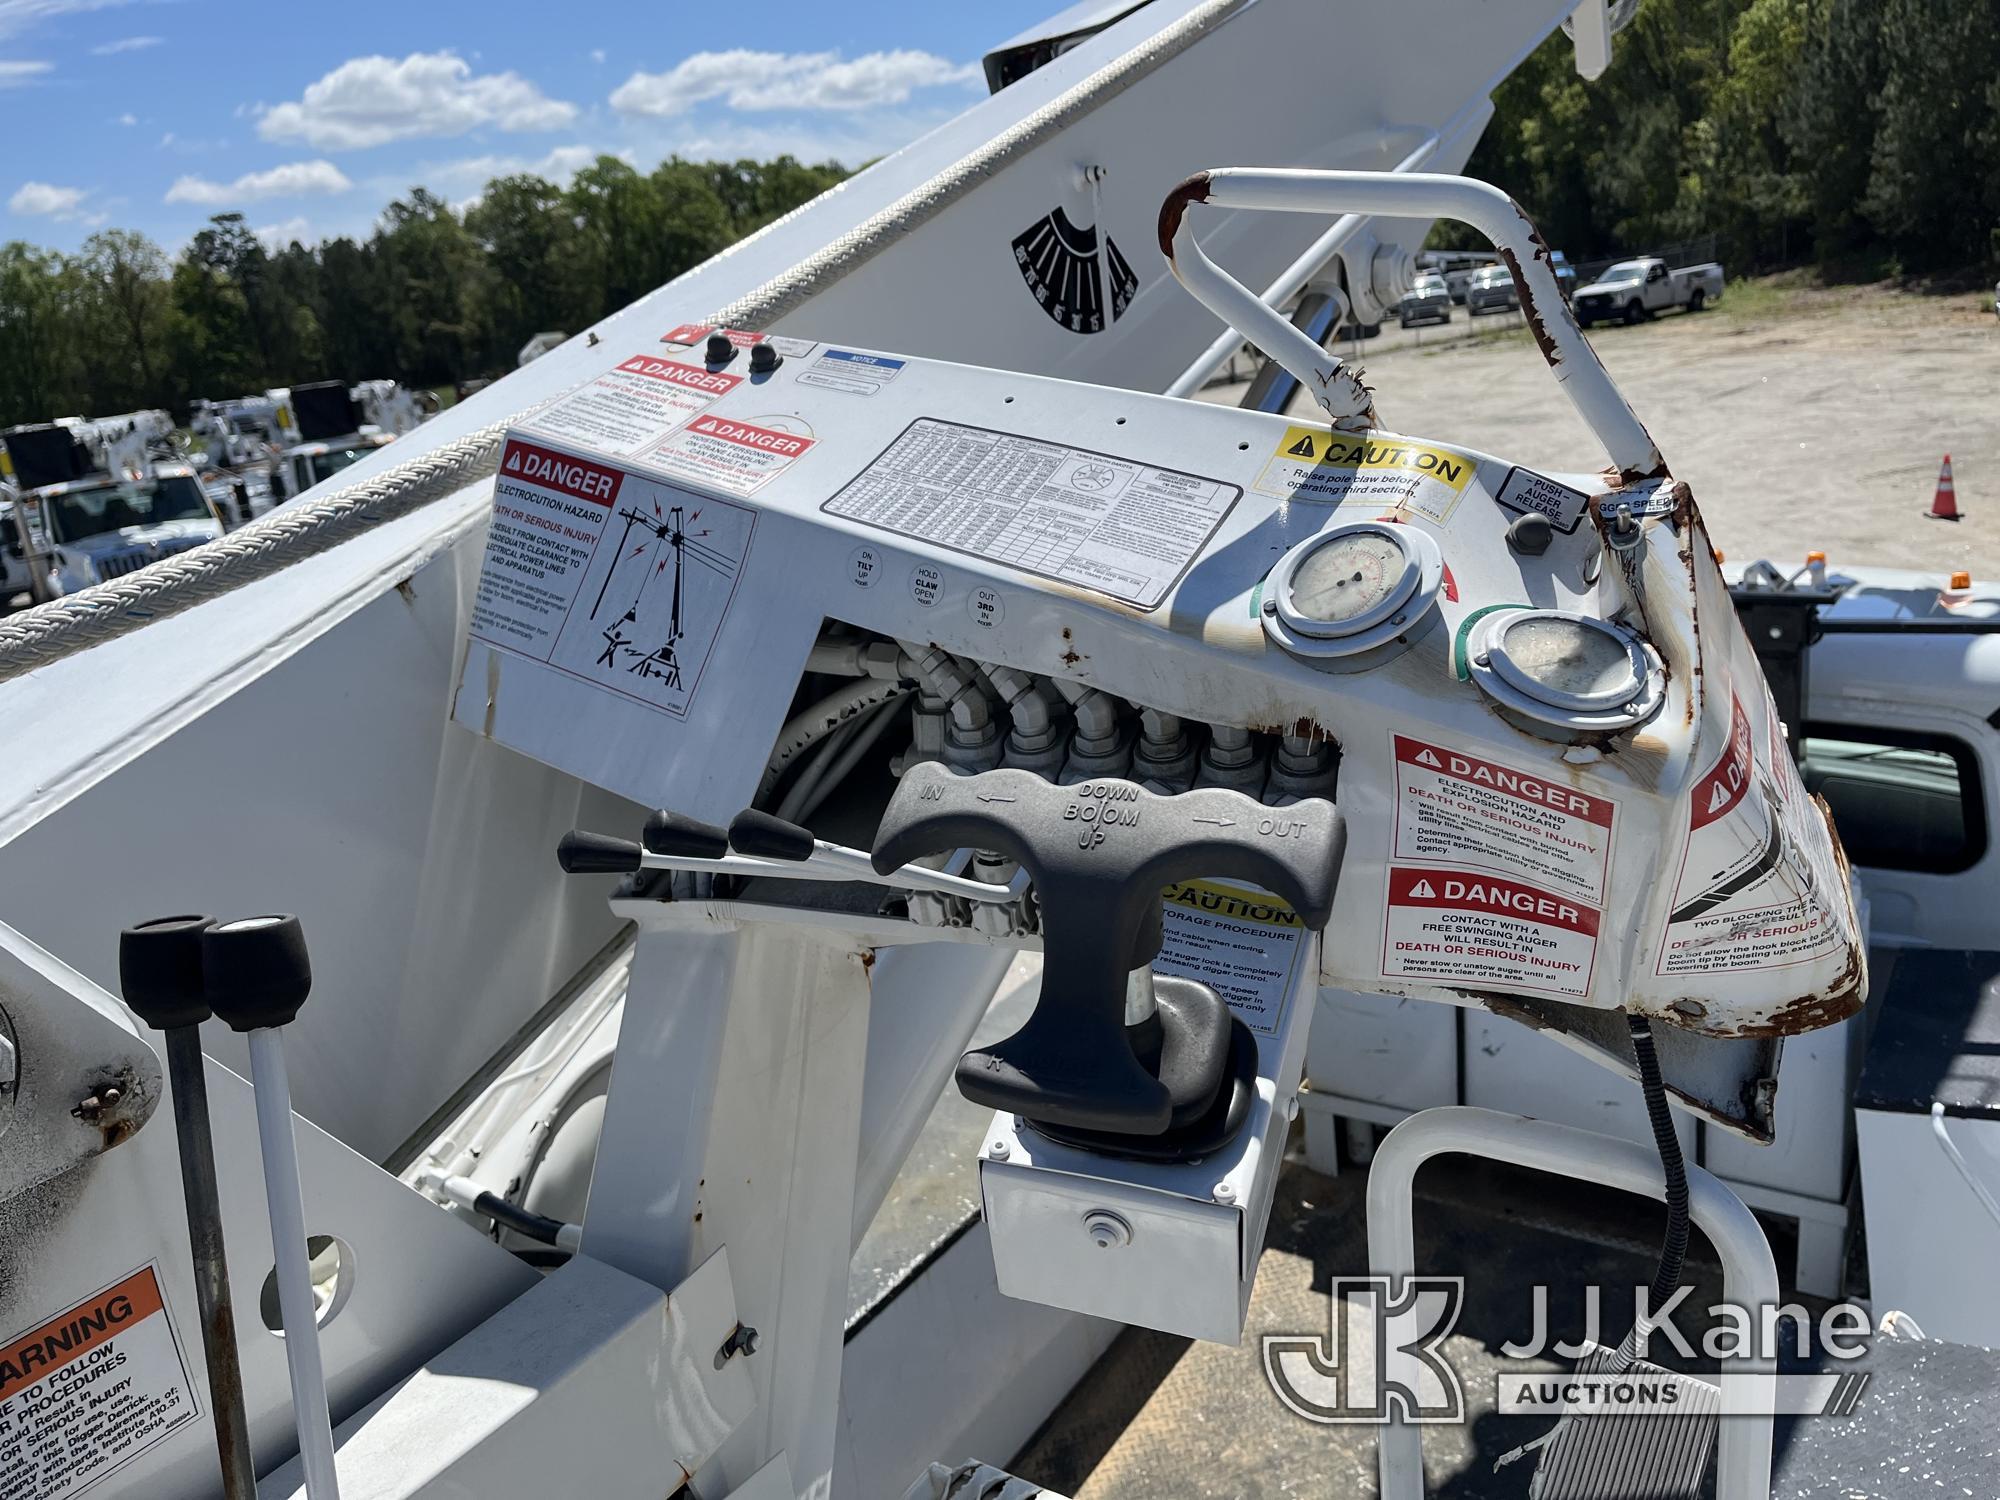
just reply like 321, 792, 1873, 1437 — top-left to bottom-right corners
874, 761, 1345, 1134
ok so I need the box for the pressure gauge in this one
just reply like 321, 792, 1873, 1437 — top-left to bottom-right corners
1466, 608, 1665, 736
1263, 521, 1444, 670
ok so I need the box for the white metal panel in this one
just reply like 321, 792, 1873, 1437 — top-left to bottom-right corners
1306, 987, 1459, 1114
1463, 1011, 1697, 1159
1856, 1107, 2000, 1349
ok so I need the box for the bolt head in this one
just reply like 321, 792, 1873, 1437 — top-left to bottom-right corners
1213, 1182, 1236, 1203
1262, 597, 1278, 616
989, 1140, 1010, 1161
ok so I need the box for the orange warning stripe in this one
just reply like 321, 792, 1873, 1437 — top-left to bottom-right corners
0, 1268, 162, 1401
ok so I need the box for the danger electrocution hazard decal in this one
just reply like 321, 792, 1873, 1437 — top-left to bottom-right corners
0, 1266, 199, 1500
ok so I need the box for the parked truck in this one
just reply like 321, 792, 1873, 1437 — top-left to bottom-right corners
1573, 256, 1723, 326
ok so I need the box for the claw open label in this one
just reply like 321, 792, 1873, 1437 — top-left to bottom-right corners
1382, 865, 1599, 997
0, 1266, 198, 1499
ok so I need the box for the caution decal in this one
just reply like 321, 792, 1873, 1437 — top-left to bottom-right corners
1255, 427, 1478, 523
1158, 878, 1306, 1036
0, 1265, 200, 1499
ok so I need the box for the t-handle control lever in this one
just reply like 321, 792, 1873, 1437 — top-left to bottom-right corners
874, 762, 1344, 1137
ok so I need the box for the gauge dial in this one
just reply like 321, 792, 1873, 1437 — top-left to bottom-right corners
1493, 615, 1640, 707
1287, 530, 1409, 625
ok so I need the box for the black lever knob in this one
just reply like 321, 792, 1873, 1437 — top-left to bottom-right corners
120, 915, 217, 1031
874, 762, 1344, 1135
202, 915, 313, 1033
643, 810, 730, 860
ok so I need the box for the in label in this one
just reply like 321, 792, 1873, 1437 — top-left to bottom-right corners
525, 354, 741, 454
0, 1266, 198, 1500
1254, 427, 1476, 523
1158, 879, 1306, 1036
823, 418, 1239, 610
470, 439, 754, 718
1392, 734, 1616, 903
1383, 865, 1599, 998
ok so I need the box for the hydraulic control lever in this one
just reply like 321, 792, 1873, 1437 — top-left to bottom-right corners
874, 762, 1343, 1149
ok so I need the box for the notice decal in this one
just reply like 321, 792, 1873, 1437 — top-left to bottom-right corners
1383, 865, 1599, 998
1494, 466, 1590, 533
1254, 427, 1477, 523
0, 1266, 199, 1500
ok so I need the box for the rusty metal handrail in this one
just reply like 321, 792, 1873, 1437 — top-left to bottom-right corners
1159, 169, 1665, 483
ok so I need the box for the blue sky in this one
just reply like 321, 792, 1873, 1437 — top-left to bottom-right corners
0, 0, 1056, 252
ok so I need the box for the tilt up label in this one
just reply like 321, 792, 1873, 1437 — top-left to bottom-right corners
1383, 865, 1600, 998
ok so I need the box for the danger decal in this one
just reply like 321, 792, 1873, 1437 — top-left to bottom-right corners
1656, 692, 1848, 976
1255, 428, 1478, 523
500, 440, 623, 507
523, 354, 742, 456
1384, 865, 1599, 998
646, 417, 816, 496
1392, 734, 1616, 903
0, 1266, 199, 1500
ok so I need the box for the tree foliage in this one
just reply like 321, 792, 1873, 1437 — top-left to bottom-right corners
0, 154, 848, 427
1437, 0, 2000, 275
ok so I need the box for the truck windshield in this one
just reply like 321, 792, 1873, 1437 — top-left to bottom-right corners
308, 446, 374, 486
43, 475, 211, 544
1599, 264, 1646, 284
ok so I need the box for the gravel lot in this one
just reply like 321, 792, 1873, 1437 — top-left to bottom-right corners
1201, 280, 2000, 575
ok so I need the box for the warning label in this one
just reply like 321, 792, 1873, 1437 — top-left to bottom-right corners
1158, 879, 1307, 1036
1392, 734, 1616, 903
1494, 465, 1590, 533
647, 415, 815, 495
1384, 865, 1599, 997
798, 348, 905, 397
525, 354, 741, 455
1657, 693, 1848, 975
0, 1266, 198, 1500
660, 325, 818, 359
1254, 427, 1477, 524
823, 418, 1239, 610
470, 442, 755, 718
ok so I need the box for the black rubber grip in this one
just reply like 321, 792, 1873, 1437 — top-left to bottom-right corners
119, 915, 215, 1031
643, 809, 730, 860
875, 763, 1344, 1134
557, 830, 645, 874
202, 915, 312, 1032
729, 808, 816, 861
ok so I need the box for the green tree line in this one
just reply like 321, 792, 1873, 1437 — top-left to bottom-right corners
1442, 0, 2000, 276
0, 154, 848, 429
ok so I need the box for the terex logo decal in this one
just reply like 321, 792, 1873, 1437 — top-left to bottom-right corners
502, 440, 623, 506
616, 355, 742, 395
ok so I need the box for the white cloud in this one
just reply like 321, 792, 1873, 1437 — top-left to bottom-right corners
0, 58, 52, 86
258, 51, 576, 150
589, 48, 605, 65
90, 33, 159, 54
424, 142, 606, 189
0, 0, 133, 42
255, 215, 312, 249
611, 49, 977, 118
165, 159, 354, 206
113, 110, 134, 124
9, 180, 87, 218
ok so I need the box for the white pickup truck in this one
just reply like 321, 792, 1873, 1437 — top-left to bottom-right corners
1573, 256, 1723, 327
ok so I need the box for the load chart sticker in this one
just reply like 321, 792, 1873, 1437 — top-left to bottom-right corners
1383, 866, 1599, 998
1494, 466, 1590, 533
0, 1266, 198, 1500
1656, 693, 1849, 976
646, 415, 815, 496
1158, 879, 1307, 1036
470, 438, 755, 718
1392, 734, 1617, 904
525, 354, 741, 455
1253, 427, 1477, 524
823, 418, 1239, 610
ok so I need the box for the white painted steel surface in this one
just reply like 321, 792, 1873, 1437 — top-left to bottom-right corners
1856, 1106, 2000, 1349
1365, 1107, 1778, 1500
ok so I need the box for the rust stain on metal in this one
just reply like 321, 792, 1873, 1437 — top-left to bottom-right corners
1157, 171, 1212, 259
71, 1066, 145, 1150
859, 948, 876, 973
395, 577, 418, 605
1498, 245, 1562, 370
1058, 627, 1083, 668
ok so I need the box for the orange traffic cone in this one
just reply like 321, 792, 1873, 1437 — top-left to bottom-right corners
1927, 455, 1960, 521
